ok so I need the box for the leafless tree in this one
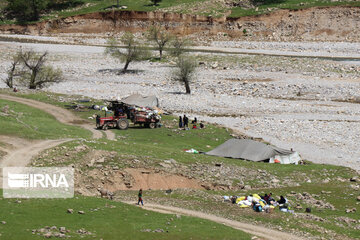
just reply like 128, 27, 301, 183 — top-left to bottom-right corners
105, 32, 149, 73
147, 25, 172, 60
173, 56, 197, 94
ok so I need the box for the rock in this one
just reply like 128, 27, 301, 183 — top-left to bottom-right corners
78, 210, 85, 214
153, 228, 164, 233
350, 176, 358, 182
201, 183, 212, 190
67, 209, 73, 214
112, 166, 119, 170
43, 232, 52, 238
1, 105, 9, 114
357, 196, 360, 201
271, 178, 280, 183
294, 205, 303, 210
244, 185, 251, 190
211, 62, 218, 69
141, 229, 151, 232
345, 208, 356, 213
50, 226, 57, 230
96, 157, 105, 163
1, 221, 6, 224
59, 227, 66, 233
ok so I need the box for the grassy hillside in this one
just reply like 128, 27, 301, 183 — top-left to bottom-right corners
0, 90, 359, 239
0, 191, 252, 239
1, 0, 360, 24
0, 99, 91, 139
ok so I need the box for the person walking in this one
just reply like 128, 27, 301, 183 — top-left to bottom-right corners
183, 115, 189, 128
137, 189, 144, 206
179, 116, 183, 128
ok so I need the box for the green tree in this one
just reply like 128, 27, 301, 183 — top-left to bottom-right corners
173, 56, 197, 94
3, 53, 21, 88
19, 50, 63, 89
150, 0, 162, 6
170, 36, 191, 58
147, 25, 172, 60
105, 32, 150, 73
6, 0, 48, 22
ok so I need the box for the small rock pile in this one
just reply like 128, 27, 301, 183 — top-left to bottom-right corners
294, 192, 335, 210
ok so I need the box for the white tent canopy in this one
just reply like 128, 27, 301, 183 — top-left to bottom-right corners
121, 94, 159, 108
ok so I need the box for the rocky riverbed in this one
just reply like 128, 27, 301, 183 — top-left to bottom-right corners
0, 37, 359, 170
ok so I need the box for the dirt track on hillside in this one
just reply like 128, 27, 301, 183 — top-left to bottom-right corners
0, 136, 72, 183
124, 201, 304, 240
0, 94, 115, 140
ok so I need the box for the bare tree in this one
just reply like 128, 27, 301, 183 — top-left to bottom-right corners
19, 50, 63, 89
170, 36, 191, 58
147, 25, 172, 60
173, 56, 196, 94
105, 32, 149, 73
3, 53, 21, 88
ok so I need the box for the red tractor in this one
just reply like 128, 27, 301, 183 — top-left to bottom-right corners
96, 114, 129, 130
95, 100, 160, 130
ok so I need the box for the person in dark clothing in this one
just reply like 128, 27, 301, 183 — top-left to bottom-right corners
137, 189, 143, 206
179, 116, 183, 128
183, 115, 189, 128
262, 193, 269, 202
191, 117, 198, 124
277, 195, 287, 205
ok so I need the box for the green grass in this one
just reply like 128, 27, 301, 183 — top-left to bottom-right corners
1, 91, 359, 239
229, 0, 360, 17
1, 0, 360, 25
0, 99, 91, 139
0, 89, 105, 122
0, 191, 252, 240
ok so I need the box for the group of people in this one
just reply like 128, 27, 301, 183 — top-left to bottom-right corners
226, 193, 290, 213
179, 115, 205, 129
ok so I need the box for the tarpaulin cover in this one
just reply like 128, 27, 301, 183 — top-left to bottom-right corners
121, 94, 159, 108
206, 139, 294, 162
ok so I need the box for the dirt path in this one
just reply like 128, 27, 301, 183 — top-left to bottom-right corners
0, 136, 72, 182
0, 94, 115, 140
124, 201, 303, 240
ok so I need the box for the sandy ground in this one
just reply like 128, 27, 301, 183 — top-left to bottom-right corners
0, 37, 359, 171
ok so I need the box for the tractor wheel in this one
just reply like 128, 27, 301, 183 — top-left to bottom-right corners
117, 119, 129, 130
149, 122, 156, 129
144, 123, 149, 128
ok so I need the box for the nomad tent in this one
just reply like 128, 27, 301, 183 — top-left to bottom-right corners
121, 94, 159, 108
206, 139, 301, 164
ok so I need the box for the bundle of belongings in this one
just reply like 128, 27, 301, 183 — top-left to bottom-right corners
206, 139, 301, 164
129, 106, 161, 121
223, 193, 294, 213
